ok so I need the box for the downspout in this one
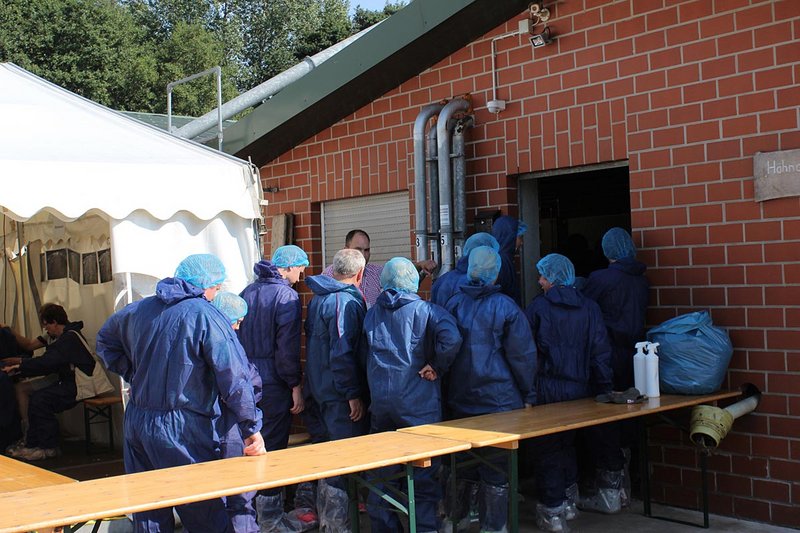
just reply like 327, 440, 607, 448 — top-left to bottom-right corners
413, 103, 444, 263
175, 25, 376, 142
452, 116, 473, 259
437, 97, 470, 274
427, 124, 441, 270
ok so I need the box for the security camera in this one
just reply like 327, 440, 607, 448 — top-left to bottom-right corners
487, 99, 506, 113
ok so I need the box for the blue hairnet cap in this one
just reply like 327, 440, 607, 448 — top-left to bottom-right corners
467, 246, 501, 286
536, 253, 576, 287
272, 245, 309, 268
213, 291, 248, 325
517, 221, 528, 236
463, 232, 500, 258
602, 227, 636, 260
174, 254, 226, 289
380, 257, 420, 293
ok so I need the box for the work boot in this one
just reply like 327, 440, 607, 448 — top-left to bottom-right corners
316, 478, 350, 532
9, 446, 59, 461
479, 482, 509, 533
534, 502, 570, 533
564, 483, 579, 520
577, 469, 623, 514
442, 478, 476, 532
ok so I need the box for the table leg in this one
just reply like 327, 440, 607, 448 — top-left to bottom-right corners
406, 463, 417, 533
509, 447, 518, 533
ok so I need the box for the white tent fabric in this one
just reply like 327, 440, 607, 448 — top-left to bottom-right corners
0, 63, 260, 222
0, 62, 263, 333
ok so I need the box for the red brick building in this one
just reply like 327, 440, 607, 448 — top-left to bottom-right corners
226, 0, 800, 526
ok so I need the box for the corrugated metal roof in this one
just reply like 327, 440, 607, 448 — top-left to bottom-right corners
223, 0, 530, 165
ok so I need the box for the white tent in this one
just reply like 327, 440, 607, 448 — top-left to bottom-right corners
0, 62, 263, 353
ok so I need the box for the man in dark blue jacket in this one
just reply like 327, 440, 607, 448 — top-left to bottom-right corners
491, 215, 526, 306
580, 228, 649, 514
2, 304, 94, 461
305, 248, 369, 530
445, 246, 536, 533
525, 254, 612, 532
364, 257, 462, 533
237, 245, 308, 530
430, 232, 499, 307
97, 254, 265, 532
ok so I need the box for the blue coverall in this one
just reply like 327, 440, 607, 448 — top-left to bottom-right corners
364, 289, 462, 533
525, 285, 612, 507
97, 277, 262, 532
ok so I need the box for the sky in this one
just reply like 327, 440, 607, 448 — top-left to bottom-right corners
349, 0, 402, 14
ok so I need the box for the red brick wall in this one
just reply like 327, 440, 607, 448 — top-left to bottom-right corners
260, 0, 800, 525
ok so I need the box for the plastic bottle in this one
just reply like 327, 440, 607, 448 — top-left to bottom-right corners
645, 342, 660, 398
633, 342, 648, 396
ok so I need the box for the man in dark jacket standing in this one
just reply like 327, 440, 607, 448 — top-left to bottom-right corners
2, 303, 95, 461
304, 248, 370, 531
525, 254, 612, 532
580, 228, 649, 514
237, 245, 308, 530
491, 215, 526, 306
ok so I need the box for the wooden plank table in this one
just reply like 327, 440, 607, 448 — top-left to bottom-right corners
0, 455, 75, 493
0, 431, 470, 533
400, 391, 743, 532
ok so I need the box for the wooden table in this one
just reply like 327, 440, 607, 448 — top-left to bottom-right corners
0, 431, 470, 533
400, 391, 743, 532
0, 455, 75, 493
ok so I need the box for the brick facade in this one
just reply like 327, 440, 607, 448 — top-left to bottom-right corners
259, 1, 800, 526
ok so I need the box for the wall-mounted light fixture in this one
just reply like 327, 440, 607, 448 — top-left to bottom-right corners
527, 2, 554, 48
530, 26, 553, 48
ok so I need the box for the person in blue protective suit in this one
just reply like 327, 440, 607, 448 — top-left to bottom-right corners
2, 304, 95, 461
304, 248, 370, 531
212, 292, 263, 533
236, 245, 308, 531
96, 254, 265, 532
444, 246, 537, 533
430, 232, 500, 307
491, 215, 527, 306
364, 257, 462, 533
524, 253, 612, 532
578, 228, 649, 515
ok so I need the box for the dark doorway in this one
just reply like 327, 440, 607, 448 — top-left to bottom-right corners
519, 163, 631, 301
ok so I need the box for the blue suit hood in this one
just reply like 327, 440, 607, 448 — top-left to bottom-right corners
492, 216, 519, 257
306, 274, 364, 301
459, 282, 503, 300
254, 260, 284, 281
611, 257, 647, 276
156, 277, 205, 304
544, 285, 583, 308
375, 289, 420, 309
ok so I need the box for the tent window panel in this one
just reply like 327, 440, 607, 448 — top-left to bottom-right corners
68, 250, 81, 283
82, 252, 98, 285
40, 254, 46, 282
46, 249, 67, 280
98, 249, 112, 283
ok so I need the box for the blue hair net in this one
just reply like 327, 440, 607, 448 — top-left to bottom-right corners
463, 232, 500, 258
536, 253, 575, 287
517, 221, 528, 236
174, 254, 226, 289
213, 291, 248, 326
602, 227, 636, 260
467, 246, 501, 286
272, 245, 309, 268
380, 257, 420, 293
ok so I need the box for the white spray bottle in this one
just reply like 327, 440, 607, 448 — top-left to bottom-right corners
645, 342, 661, 398
633, 342, 648, 396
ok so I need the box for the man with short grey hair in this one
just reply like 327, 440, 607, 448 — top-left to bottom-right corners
303, 248, 369, 531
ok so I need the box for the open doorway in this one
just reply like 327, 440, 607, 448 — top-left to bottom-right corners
519, 162, 631, 303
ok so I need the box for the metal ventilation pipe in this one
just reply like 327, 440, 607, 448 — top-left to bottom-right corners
174, 25, 376, 141
452, 117, 473, 259
436, 97, 470, 274
690, 383, 761, 449
413, 103, 444, 263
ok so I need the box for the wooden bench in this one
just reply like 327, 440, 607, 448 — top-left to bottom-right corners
0, 430, 469, 533
82, 395, 123, 454
400, 390, 743, 532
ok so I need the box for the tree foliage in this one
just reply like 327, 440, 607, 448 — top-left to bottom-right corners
0, 0, 408, 114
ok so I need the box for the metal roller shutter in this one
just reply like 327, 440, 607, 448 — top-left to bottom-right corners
322, 191, 410, 267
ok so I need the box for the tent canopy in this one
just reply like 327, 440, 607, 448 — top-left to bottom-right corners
0, 63, 263, 336
0, 62, 261, 223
